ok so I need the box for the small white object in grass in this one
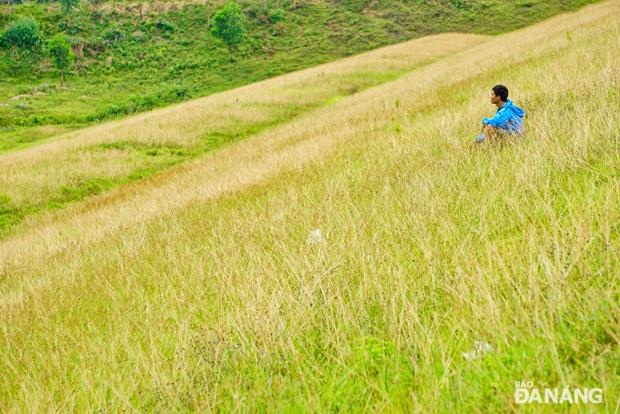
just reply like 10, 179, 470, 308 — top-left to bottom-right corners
306, 228, 326, 246
462, 340, 493, 361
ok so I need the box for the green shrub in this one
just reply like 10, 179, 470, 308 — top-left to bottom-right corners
269, 8, 286, 24
101, 25, 123, 45
211, 1, 246, 60
1, 16, 40, 50
48, 33, 75, 85
155, 19, 175, 33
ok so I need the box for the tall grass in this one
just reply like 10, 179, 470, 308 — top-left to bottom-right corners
1, 1, 619, 412
0, 33, 486, 238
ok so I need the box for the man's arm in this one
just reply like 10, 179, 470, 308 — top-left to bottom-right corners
482, 108, 512, 127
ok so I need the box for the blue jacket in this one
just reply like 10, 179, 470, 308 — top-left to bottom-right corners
483, 99, 526, 134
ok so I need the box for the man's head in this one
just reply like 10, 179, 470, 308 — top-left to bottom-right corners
491, 84, 508, 105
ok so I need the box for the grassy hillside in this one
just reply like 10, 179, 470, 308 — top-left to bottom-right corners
0, 0, 597, 151
1, 0, 619, 412
0, 32, 488, 238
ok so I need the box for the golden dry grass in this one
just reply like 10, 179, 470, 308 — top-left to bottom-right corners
1, 1, 619, 412
0, 33, 485, 216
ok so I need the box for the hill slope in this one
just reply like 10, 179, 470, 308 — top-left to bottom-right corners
0, 0, 598, 150
1, 1, 619, 412
0, 32, 488, 238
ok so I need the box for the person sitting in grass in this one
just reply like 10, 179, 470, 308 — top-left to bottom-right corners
475, 84, 526, 142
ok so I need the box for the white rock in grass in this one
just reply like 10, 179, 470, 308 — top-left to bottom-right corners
306, 228, 326, 246
462, 340, 493, 361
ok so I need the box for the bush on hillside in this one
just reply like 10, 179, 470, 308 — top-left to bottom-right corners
269, 8, 286, 24
155, 19, 175, 33
48, 33, 75, 85
1, 16, 40, 50
101, 25, 123, 46
211, 1, 246, 61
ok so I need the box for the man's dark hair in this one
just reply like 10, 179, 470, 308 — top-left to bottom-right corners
492, 84, 509, 101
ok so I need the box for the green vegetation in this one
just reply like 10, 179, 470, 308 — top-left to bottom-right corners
47, 32, 74, 85
210, 1, 247, 61
59, 0, 79, 15
0, 15, 40, 49
0, 0, 597, 151
0, 0, 618, 410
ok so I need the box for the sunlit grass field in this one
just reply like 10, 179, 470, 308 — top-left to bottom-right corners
1, 1, 619, 412
0, 32, 487, 238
